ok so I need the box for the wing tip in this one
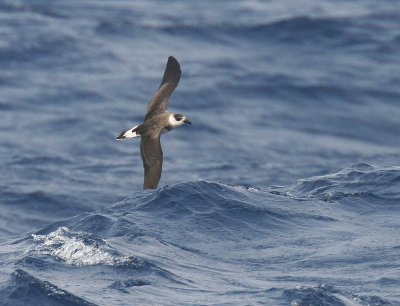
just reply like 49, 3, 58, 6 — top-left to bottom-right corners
167, 56, 181, 74
168, 55, 178, 63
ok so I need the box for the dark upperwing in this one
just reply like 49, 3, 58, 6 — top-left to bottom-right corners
145, 56, 181, 120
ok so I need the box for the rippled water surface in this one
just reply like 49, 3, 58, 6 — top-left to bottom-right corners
0, 0, 399, 305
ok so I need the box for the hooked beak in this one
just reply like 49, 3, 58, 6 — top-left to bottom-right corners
184, 118, 191, 124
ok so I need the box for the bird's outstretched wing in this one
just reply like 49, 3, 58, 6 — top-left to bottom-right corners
140, 134, 163, 189
145, 56, 181, 120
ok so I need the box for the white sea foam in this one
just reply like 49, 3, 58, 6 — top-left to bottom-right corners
32, 227, 132, 266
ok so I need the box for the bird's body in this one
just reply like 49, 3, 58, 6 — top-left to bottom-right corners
117, 56, 191, 189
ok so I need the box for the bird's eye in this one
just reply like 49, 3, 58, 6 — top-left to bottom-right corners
174, 114, 183, 121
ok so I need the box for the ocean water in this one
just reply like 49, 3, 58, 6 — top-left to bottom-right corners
0, 0, 400, 305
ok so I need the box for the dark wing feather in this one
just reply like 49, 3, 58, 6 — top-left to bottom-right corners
140, 134, 163, 189
145, 56, 181, 120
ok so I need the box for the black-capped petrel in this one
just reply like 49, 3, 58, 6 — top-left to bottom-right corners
117, 56, 191, 189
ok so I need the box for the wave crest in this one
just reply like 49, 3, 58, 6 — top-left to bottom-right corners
31, 227, 142, 267
283, 163, 400, 201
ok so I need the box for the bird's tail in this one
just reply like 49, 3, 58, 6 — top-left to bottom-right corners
116, 125, 141, 140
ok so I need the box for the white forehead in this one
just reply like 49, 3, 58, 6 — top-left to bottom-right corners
168, 114, 184, 126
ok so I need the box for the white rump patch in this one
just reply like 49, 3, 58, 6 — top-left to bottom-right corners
117, 125, 140, 140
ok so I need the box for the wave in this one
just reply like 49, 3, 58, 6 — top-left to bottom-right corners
29, 181, 297, 246
0, 170, 398, 304
23, 164, 400, 253
15, 179, 341, 267
284, 284, 393, 306
279, 163, 400, 202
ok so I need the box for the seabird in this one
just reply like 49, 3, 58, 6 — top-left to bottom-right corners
117, 56, 191, 189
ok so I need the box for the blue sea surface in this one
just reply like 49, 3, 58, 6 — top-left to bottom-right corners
0, 0, 400, 305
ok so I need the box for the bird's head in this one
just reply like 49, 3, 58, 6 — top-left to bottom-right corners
169, 113, 191, 127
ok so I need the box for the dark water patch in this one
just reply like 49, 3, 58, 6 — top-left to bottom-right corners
69, 214, 115, 235
353, 294, 395, 306
363, 88, 400, 105
157, 24, 224, 43
0, 269, 96, 306
96, 18, 141, 37
108, 278, 150, 292
223, 77, 360, 106
16, 256, 56, 270
0, 1, 68, 19
0, 102, 14, 111
377, 277, 400, 286
8, 154, 73, 167
1, 189, 88, 215
86, 3, 145, 37
37, 117, 83, 134
283, 285, 347, 306
26, 87, 106, 108
245, 16, 351, 45
0, 31, 79, 66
